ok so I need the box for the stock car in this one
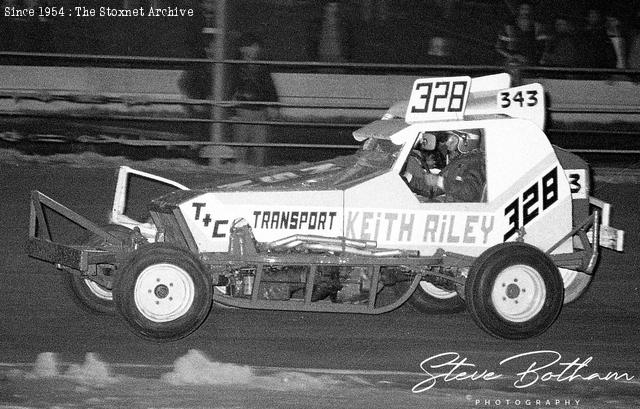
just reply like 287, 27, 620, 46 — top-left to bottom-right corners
26, 73, 624, 341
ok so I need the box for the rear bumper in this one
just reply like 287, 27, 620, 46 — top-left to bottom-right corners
27, 190, 123, 271
26, 237, 116, 271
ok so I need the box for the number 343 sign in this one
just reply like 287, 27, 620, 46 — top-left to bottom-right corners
497, 83, 546, 129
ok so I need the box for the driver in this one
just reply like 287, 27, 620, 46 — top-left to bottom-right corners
403, 132, 441, 199
405, 130, 485, 202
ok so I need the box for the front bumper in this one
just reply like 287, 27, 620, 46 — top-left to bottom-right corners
589, 197, 624, 252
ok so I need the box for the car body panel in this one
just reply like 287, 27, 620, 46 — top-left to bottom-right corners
154, 114, 573, 258
91, 74, 620, 259
178, 190, 344, 253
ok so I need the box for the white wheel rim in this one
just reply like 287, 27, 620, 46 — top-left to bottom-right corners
419, 281, 457, 299
490, 264, 546, 323
559, 268, 578, 289
84, 279, 112, 301
134, 263, 195, 323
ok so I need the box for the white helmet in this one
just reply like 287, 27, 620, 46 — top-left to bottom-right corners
449, 130, 481, 154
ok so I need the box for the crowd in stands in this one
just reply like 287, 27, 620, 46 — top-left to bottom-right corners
496, 2, 640, 69
2, 0, 640, 71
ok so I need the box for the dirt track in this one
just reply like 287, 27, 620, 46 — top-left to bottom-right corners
1, 161, 638, 408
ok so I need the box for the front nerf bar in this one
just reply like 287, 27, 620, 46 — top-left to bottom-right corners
589, 197, 624, 252
547, 195, 625, 276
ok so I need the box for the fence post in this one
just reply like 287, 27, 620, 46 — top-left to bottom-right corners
506, 62, 523, 86
209, 0, 229, 166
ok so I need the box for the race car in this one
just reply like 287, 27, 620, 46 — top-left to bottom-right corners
26, 73, 624, 342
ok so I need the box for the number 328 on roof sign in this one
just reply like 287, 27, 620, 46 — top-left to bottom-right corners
405, 76, 471, 123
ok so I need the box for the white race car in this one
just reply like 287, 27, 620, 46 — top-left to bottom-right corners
27, 73, 624, 341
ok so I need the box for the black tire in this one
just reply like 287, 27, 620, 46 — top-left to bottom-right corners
68, 224, 132, 315
396, 280, 465, 314
113, 243, 212, 342
465, 242, 564, 340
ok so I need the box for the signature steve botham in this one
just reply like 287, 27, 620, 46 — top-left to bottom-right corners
412, 350, 635, 393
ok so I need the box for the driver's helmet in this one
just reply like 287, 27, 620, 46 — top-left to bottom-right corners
448, 130, 481, 154
415, 132, 437, 151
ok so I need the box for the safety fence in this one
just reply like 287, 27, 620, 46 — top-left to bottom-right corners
1, 51, 640, 161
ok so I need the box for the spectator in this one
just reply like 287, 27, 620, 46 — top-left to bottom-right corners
541, 17, 580, 67
362, 0, 388, 24
177, 1, 211, 108
318, 2, 346, 63
630, 34, 640, 69
229, 33, 279, 167
495, 2, 548, 66
628, 8, 640, 69
578, 8, 617, 68
606, 15, 626, 69
425, 36, 457, 66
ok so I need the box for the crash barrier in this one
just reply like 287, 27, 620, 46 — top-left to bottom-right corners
1, 51, 640, 157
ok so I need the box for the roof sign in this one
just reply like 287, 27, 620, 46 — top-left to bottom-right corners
405, 76, 471, 123
495, 83, 546, 130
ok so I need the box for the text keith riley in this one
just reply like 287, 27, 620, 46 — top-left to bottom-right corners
412, 350, 635, 393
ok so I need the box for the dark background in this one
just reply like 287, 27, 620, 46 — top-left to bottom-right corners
2, 0, 639, 65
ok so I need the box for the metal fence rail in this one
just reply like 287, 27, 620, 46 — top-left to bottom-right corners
1, 50, 639, 158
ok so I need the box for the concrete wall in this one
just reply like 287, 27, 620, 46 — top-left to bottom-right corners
0, 66, 183, 96
272, 74, 640, 124
0, 66, 638, 125
534, 78, 640, 125
0, 66, 186, 114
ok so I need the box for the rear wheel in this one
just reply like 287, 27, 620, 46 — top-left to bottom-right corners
559, 268, 593, 304
399, 280, 465, 313
68, 224, 132, 315
113, 244, 212, 342
465, 242, 564, 340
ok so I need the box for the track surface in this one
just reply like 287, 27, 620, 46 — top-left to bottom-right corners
0, 162, 638, 400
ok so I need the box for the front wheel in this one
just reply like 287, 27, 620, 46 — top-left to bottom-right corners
113, 244, 212, 342
465, 242, 564, 340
